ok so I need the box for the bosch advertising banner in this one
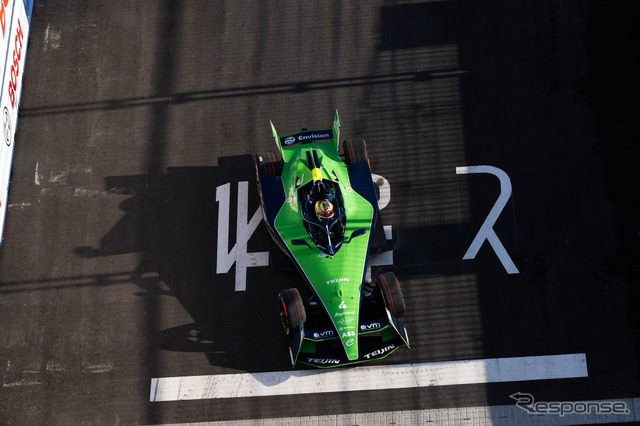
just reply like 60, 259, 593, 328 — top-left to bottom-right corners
0, 0, 33, 245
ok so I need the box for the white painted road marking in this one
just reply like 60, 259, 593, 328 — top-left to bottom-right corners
456, 165, 520, 274
372, 173, 390, 210
148, 397, 640, 426
216, 176, 394, 291
216, 182, 269, 291
149, 353, 587, 402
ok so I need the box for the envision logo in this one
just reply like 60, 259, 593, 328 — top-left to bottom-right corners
299, 132, 330, 140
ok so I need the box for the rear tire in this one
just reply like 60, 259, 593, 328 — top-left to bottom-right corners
256, 151, 282, 177
374, 272, 405, 317
278, 288, 306, 334
342, 138, 369, 165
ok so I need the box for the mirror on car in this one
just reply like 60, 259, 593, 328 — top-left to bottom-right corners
291, 239, 313, 249
346, 228, 367, 243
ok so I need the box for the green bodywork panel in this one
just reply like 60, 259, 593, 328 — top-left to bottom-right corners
271, 116, 374, 361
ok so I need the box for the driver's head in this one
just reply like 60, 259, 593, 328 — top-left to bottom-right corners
315, 199, 334, 221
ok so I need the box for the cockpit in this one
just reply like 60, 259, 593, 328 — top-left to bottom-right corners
297, 153, 346, 256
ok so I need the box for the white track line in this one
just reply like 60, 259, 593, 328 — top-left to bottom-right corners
150, 353, 587, 402
149, 397, 639, 426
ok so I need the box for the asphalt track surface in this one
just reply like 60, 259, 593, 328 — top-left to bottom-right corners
1, 1, 639, 425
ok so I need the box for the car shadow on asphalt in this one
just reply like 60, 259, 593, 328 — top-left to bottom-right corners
72, 155, 295, 373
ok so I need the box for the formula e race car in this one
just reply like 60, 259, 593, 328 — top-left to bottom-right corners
255, 111, 409, 368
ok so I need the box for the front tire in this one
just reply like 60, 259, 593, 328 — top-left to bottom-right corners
256, 151, 282, 177
342, 138, 369, 166
278, 288, 306, 334
374, 272, 406, 317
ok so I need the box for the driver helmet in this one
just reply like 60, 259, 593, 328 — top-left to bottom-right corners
315, 199, 334, 221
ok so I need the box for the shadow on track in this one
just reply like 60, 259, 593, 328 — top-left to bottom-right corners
73, 155, 294, 373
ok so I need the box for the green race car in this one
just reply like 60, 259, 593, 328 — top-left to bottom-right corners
255, 111, 409, 368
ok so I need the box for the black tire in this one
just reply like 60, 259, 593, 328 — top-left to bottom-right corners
256, 151, 282, 177
374, 272, 405, 317
278, 288, 306, 334
342, 138, 369, 165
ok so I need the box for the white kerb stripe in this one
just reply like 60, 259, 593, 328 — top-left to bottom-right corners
150, 353, 587, 402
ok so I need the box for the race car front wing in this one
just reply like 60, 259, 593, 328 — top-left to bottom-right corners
288, 309, 410, 368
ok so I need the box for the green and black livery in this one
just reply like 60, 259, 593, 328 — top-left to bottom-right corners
255, 111, 409, 368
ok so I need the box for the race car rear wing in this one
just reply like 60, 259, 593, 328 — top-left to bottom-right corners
270, 110, 341, 156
